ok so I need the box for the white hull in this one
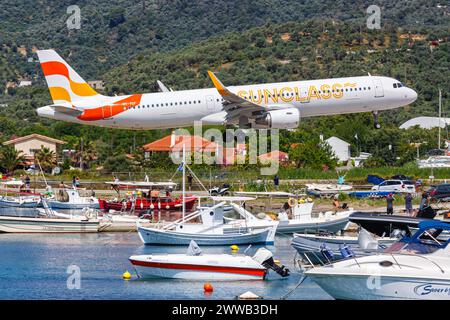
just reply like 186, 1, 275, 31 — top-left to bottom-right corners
130, 254, 266, 280
0, 216, 99, 233
138, 225, 275, 245
309, 274, 450, 300
276, 216, 350, 234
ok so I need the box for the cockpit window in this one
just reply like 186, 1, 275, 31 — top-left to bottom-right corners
393, 83, 397, 88
393, 83, 403, 89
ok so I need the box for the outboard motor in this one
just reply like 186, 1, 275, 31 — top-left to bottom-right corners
339, 244, 355, 258
320, 243, 334, 262
252, 248, 290, 277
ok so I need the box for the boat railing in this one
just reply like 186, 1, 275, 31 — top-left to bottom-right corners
389, 252, 445, 274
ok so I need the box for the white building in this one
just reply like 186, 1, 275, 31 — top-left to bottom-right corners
325, 136, 351, 162
400, 117, 450, 129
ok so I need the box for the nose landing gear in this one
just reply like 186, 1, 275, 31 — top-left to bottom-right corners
372, 111, 381, 129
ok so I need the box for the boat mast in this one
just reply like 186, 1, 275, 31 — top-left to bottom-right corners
182, 143, 186, 220
438, 89, 442, 150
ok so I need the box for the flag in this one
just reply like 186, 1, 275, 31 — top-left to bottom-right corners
177, 164, 183, 172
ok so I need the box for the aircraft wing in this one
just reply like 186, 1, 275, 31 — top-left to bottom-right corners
207, 71, 277, 122
52, 105, 83, 116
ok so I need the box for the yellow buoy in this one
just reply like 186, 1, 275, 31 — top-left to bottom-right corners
122, 270, 131, 280
274, 259, 281, 266
230, 245, 239, 251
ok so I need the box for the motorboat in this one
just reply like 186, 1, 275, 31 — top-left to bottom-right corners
305, 183, 353, 192
0, 200, 99, 233
129, 240, 290, 280
48, 188, 100, 209
305, 220, 450, 300
291, 228, 398, 265
227, 200, 351, 234
348, 208, 449, 237
98, 181, 197, 213
137, 200, 278, 246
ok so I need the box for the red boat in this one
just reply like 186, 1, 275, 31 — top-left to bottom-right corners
98, 195, 197, 213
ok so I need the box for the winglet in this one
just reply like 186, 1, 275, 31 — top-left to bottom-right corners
207, 71, 229, 97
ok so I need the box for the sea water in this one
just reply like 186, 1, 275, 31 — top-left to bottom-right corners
0, 230, 332, 300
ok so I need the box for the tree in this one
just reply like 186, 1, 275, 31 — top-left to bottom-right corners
0, 146, 26, 173
290, 139, 337, 170
74, 139, 97, 169
34, 146, 56, 173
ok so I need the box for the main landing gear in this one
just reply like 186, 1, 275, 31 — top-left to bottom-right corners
372, 111, 381, 129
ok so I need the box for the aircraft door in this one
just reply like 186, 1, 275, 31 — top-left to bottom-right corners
206, 95, 216, 111
102, 101, 113, 119
372, 79, 384, 98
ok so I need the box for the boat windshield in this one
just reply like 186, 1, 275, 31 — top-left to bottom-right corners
385, 227, 450, 255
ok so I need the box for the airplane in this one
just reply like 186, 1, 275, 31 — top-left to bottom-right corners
36, 49, 417, 130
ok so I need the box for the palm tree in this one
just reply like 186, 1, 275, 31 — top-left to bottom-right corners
0, 146, 26, 173
74, 139, 97, 169
34, 146, 56, 173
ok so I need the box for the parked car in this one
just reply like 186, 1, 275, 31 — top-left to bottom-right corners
371, 179, 415, 193
428, 183, 450, 202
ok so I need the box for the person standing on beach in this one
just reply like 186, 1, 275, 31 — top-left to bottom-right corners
187, 173, 193, 191
404, 193, 413, 215
273, 175, 279, 189
419, 192, 428, 211
386, 193, 395, 215
24, 175, 31, 193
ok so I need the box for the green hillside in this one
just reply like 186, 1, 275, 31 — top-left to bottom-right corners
0, 0, 448, 82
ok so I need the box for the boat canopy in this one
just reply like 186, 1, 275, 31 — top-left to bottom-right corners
386, 220, 450, 254
105, 181, 177, 188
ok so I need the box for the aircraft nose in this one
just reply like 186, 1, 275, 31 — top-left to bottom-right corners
408, 88, 418, 103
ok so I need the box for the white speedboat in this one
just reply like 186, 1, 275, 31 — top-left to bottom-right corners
305, 183, 353, 192
130, 241, 289, 280
305, 220, 450, 300
227, 201, 351, 234
137, 200, 278, 246
48, 188, 99, 209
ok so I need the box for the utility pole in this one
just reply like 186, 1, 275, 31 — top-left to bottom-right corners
79, 138, 83, 170
438, 89, 442, 150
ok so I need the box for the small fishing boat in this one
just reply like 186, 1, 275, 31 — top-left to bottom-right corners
48, 188, 99, 209
129, 241, 289, 280
137, 200, 278, 245
291, 228, 398, 265
0, 200, 99, 233
0, 180, 41, 208
98, 181, 197, 213
305, 221, 450, 300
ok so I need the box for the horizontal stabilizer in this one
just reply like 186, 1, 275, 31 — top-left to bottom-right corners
52, 105, 83, 116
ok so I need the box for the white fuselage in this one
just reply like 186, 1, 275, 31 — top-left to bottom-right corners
37, 75, 417, 130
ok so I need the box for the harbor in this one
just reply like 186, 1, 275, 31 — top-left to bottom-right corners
0, 1, 449, 306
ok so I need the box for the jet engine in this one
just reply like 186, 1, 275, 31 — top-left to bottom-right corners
253, 108, 300, 129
